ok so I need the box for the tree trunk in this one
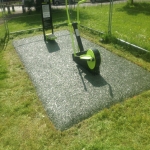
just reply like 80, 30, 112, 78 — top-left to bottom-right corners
131, 0, 133, 5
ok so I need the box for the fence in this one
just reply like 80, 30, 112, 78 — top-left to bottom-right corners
77, 0, 150, 52
1, 0, 150, 52
0, 0, 117, 34
112, 0, 150, 52
3, 3, 67, 35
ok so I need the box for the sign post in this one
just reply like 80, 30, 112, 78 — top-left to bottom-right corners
41, 0, 56, 41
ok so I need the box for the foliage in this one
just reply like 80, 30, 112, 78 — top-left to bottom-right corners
100, 33, 117, 44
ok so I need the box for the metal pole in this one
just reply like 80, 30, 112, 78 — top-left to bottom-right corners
108, 0, 113, 35
1, 0, 9, 37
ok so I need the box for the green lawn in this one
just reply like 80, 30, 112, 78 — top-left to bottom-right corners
78, 2, 150, 51
0, 1, 150, 150
0, 41, 150, 149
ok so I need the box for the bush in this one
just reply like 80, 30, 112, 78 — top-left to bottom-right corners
101, 34, 117, 44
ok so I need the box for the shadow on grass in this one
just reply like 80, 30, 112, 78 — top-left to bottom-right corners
0, 30, 9, 88
0, 53, 8, 89
117, 2, 150, 16
0, 32, 9, 52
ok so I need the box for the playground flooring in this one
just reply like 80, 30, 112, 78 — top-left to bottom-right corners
13, 30, 150, 130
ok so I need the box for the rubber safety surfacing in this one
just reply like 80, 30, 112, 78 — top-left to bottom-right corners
13, 30, 150, 131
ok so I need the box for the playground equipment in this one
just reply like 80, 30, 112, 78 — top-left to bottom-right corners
41, 0, 56, 41
66, 0, 101, 74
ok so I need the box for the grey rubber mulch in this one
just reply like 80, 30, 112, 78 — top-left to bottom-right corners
13, 30, 150, 131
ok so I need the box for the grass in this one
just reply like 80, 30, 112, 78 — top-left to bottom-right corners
77, 2, 150, 51
0, 12, 7, 50
0, 32, 6, 51
0, 39, 150, 149
0, 1, 150, 150
112, 2, 150, 50
0, 51, 8, 89
6, 9, 67, 33
80, 27, 150, 72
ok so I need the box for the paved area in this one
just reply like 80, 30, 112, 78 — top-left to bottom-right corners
13, 30, 150, 130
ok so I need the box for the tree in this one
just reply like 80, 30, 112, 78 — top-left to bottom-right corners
129, 0, 134, 5
24, 0, 35, 11
35, 0, 41, 12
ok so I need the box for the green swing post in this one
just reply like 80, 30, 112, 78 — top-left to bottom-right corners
65, 0, 101, 74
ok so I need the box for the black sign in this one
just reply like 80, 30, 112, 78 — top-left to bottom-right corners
42, 4, 52, 30
41, 0, 55, 41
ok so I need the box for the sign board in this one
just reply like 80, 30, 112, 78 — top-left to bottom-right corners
41, 4, 52, 30
42, 5, 50, 18
41, 1, 56, 41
